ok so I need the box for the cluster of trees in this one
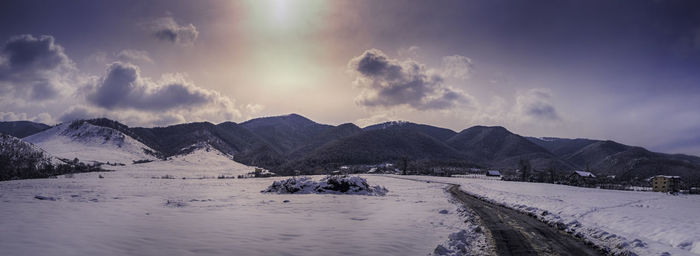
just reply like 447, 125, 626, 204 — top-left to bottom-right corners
0, 134, 104, 181
0, 156, 103, 181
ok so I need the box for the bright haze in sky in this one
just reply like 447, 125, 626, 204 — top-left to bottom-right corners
1, 0, 700, 156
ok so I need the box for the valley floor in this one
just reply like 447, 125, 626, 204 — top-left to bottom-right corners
0, 163, 487, 256
403, 175, 700, 256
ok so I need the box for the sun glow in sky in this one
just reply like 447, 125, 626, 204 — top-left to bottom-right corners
2, 0, 700, 155
241, 0, 330, 91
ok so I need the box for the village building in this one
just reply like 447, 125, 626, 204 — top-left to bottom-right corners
566, 170, 597, 187
486, 170, 502, 177
651, 175, 681, 193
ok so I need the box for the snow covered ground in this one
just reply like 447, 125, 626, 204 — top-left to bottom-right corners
403, 175, 700, 256
0, 161, 488, 255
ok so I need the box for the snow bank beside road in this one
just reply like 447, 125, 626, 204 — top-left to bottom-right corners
403, 175, 700, 256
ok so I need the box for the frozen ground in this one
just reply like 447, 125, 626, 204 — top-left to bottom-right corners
404, 175, 700, 256
0, 161, 487, 255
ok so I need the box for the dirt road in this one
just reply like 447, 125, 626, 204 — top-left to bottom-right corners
446, 184, 602, 256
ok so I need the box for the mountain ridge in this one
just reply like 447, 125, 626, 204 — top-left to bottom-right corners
5, 114, 699, 181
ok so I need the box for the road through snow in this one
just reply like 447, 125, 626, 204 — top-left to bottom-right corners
386, 176, 601, 255
447, 185, 601, 256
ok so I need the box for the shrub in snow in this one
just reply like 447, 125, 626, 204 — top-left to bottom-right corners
34, 195, 57, 201
164, 200, 188, 207
262, 175, 388, 196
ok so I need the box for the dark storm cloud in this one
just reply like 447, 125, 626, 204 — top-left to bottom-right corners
348, 49, 471, 110
525, 102, 558, 120
149, 17, 198, 46
154, 29, 177, 42
0, 34, 74, 100
516, 89, 560, 121
1, 34, 69, 71
87, 62, 216, 111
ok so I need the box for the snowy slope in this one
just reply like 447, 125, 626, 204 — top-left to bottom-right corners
24, 121, 156, 164
405, 175, 700, 256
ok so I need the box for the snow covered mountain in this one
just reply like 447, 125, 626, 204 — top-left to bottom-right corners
24, 120, 157, 165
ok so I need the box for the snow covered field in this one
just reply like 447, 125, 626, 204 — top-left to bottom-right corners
405, 175, 700, 256
0, 161, 485, 256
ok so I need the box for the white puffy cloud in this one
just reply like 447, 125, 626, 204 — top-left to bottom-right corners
397, 46, 421, 59
58, 104, 227, 127
245, 103, 265, 114
116, 49, 153, 63
85, 62, 239, 120
441, 55, 473, 79
348, 48, 474, 111
0, 111, 53, 124
0, 34, 248, 126
0, 112, 28, 121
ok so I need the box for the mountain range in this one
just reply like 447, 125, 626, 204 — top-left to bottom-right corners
1, 114, 699, 182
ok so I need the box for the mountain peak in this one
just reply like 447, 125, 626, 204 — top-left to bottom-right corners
217, 121, 238, 126
462, 125, 510, 133
70, 118, 128, 130
241, 113, 321, 128
364, 121, 412, 130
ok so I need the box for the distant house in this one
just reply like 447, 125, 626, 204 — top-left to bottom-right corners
651, 175, 681, 193
690, 187, 700, 194
486, 170, 501, 177
566, 170, 597, 186
572, 170, 596, 178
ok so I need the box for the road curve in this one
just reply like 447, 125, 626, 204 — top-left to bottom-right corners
446, 184, 602, 256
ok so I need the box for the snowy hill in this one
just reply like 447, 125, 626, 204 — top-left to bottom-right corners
24, 120, 157, 165
1, 134, 60, 167
113, 142, 253, 178
170, 142, 239, 167
0, 134, 66, 180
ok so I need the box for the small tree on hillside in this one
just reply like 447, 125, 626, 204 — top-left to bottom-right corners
401, 156, 408, 175
519, 159, 531, 182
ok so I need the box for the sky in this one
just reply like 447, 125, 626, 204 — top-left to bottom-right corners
1, 0, 700, 156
